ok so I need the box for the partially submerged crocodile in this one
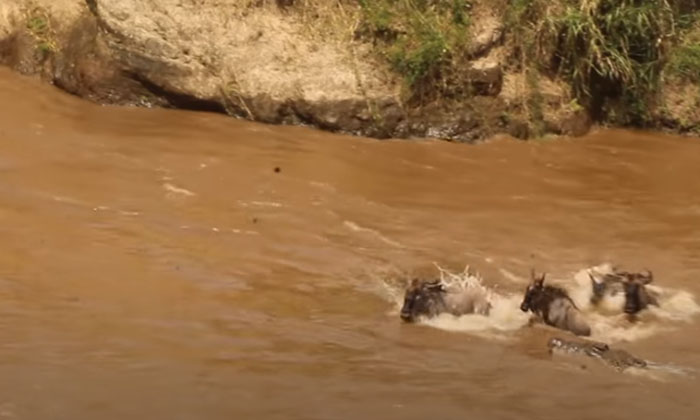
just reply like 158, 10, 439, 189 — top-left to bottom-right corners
547, 336, 647, 372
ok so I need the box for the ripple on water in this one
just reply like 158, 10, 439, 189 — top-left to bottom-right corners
163, 183, 196, 198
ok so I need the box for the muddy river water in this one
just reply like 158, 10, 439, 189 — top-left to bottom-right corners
1, 66, 699, 419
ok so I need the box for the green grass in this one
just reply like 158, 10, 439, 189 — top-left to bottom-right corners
666, 13, 700, 84
26, 16, 49, 35
357, 0, 471, 102
667, 43, 700, 83
25, 7, 56, 56
508, 0, 685, 124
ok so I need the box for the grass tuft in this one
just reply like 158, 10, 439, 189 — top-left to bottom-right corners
357, 0, 472, 103
25, 6, 57, 57
508, 0, 685, 124
666, 13, 700, 83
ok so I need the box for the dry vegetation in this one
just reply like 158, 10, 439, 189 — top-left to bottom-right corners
270, 0, 700, 133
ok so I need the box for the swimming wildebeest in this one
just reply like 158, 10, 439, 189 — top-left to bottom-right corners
400, 278, 492, 323
588, 268, 659, 315
520, 270, 591, 336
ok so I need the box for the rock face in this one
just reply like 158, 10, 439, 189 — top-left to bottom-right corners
0, 0, 593, 142
466, 55, 503, 96
86, 0, 401, 125
0, 0, 408, 137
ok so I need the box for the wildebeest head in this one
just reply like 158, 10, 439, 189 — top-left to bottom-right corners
588, 270, 625, 305
588, 272, 608, 303
400, 278, 446, 322
520, 269, 546, 312
621, 270, 654, 315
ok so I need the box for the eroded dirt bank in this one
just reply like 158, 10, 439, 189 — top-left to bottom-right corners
0, 1, 698, 141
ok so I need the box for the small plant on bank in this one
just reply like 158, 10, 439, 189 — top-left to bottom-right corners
357, 0, 472, 103
25, 6, 57, 58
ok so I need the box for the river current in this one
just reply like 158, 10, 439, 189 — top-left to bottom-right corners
1, 67, 699, 419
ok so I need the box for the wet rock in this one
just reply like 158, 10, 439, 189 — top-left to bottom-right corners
245, 94, 284, 124
291, 97, 404, 137
50, 17, 159, 105
394, 97, 509, 143
507, 119, 531, 140
0, 31, 38, 75
292, 99, 359, 132
545, 109, 592, 137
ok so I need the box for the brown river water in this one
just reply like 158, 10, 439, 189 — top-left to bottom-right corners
1, 66, 699, 419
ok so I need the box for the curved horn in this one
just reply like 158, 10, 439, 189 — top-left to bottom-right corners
424, 279, 443, 290
531, 269, 545, 286
588, 272, 598, 283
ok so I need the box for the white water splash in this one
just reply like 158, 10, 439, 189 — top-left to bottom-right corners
385, 262, 699, 344
642, 361, 697, 380
421, 293, 530, 340
385, 265, 530, 338
163, 183, 196, 198
566, 264, 700, 343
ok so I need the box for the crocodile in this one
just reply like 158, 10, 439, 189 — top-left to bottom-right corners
547, 336, 647, 372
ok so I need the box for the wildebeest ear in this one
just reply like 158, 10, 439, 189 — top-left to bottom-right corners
424, 281, 444, 292
424, 279, 440, 287
641, 269, 653, 284
530, 268, 538, 282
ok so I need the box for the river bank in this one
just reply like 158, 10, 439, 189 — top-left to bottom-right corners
1, 1, 698, 142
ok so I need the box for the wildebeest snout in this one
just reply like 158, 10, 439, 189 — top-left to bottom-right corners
520, 301, 530, 312
623, 282, 643, 314
400, 306, 414, 322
